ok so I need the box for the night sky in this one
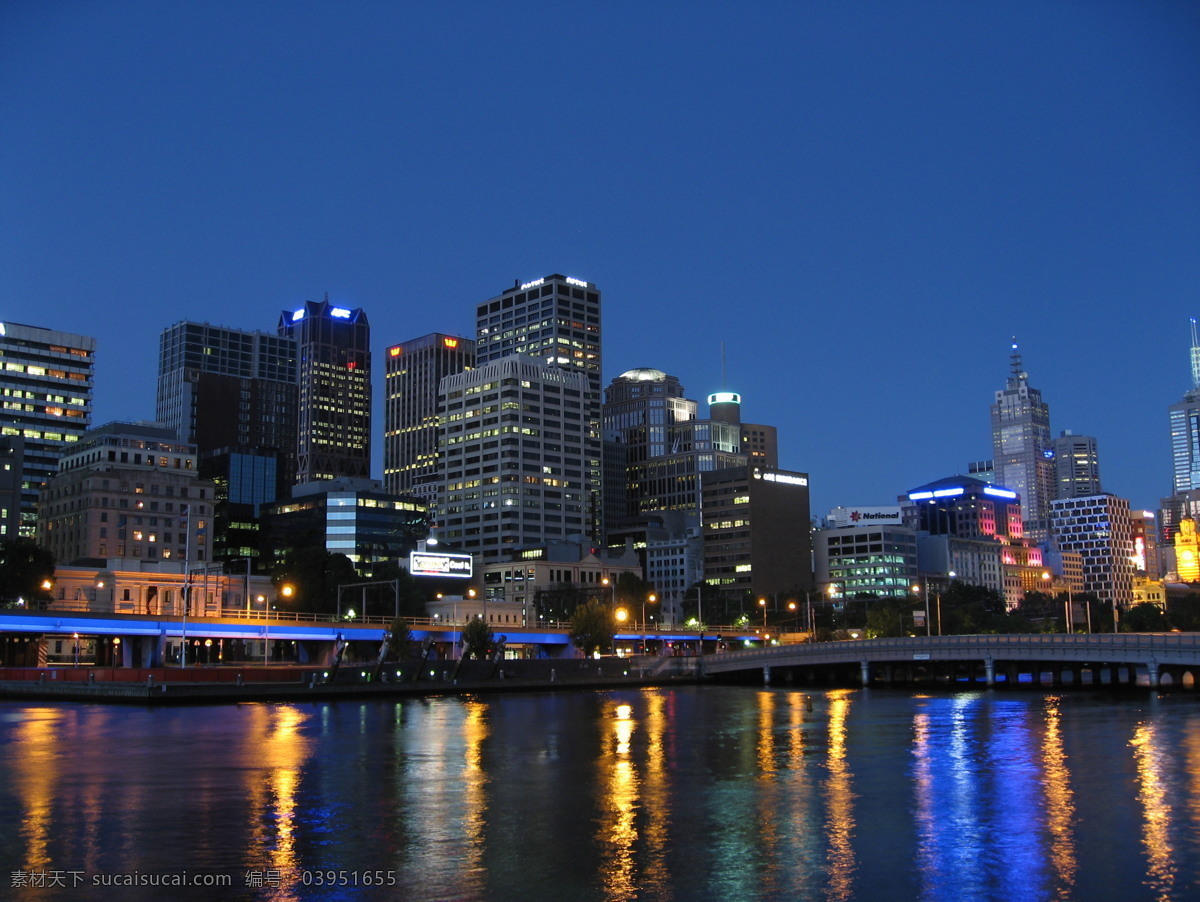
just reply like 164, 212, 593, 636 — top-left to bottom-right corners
3, 2, 1197, 518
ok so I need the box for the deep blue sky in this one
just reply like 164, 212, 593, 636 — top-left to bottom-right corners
3, 2, 1198, 518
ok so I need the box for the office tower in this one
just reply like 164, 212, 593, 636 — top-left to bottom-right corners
1049, 493, 1135, 609
0, 321, 94, 535
602, 368, 745, 536
278, 298, 371, 484
708, 390, 779, 468
475, 275, 601, 537
199, 446, 290, 568
437, 355, 593, 563
700, 464, 812, 615
814, 522, 918, 600
156, 321, 298, 475
1052, 430, 1102, 499
260, 477, 427, 575
36, 422, 215, 567
1168, 319, 1200, 495
383, 332, 474, 506
901, 474, 1043, 605
0, 435, 24, 538
991, 343, 1054, 543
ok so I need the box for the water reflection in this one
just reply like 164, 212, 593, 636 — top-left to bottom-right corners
1131, 719, 1176, 900
823, 690, 857, 902
1039, 697, 1077, 900
3, 690, 1200, 901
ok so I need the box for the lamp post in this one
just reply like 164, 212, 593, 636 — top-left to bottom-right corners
758, 596, 767, 630
642, 593, 657, 654
614, 606, 628, 656
912, 581, 930, 637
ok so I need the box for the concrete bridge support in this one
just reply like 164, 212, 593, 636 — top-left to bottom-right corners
1147, 659, 1159, 688
860, 660, 870, 686
985, 657, 995, 687
763, 666, 771, 686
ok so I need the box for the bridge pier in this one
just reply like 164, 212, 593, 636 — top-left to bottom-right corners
860, 660, 870, 686
984, 657, 995, 686
1147, 659, 1159, 688
763, 666, 771, 686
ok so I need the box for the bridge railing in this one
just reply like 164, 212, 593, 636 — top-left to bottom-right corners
711, 632, 1200, 665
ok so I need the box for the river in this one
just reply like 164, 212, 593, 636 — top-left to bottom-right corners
1, 686, 1198, 901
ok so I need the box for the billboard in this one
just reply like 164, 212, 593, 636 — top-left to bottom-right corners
828, 506, 902, 528
409, 551, 473, 578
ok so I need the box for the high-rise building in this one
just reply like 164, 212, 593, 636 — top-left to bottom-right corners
991, 343, 1054, 543
156, 321, 298, 478
1052, 430, 1102, 499
36, 421, 215, 567
901, 474, 1044, 606
437, 355, 594, 563
475, 275, 601, 538
1168, 318, 1200, 496
1049, 493, 1135, 609
700, 464, 812, 616
602, 369, 745, 535
0, 321, 95, 535
383, 332, 474, 506
260, 477, 427, 575
278, 299, 371, 484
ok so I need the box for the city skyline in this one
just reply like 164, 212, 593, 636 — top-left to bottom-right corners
3, 3, 1197, 518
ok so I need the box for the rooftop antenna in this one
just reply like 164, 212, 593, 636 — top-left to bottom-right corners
1191, 318, 1200, 389
1009, 338, 1026, 381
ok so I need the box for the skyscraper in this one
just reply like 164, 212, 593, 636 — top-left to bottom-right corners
1049, 493, 1135, 609
601, 368, 744, 535
156, 321, 298, 471
278, 299, 371, 484
1168, 318, 1200, 496
383, 332, 474, 506
0, 321, 95, 535
437, 355, 593, 562
991, 343, 1054, 543
475, 274, 602, 538
1051, 430, 1102, 499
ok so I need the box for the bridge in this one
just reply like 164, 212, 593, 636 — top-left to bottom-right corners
702, 633, 1200, 689
0, 607, 761, 668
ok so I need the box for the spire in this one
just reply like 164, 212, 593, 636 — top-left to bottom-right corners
1008, 339, 1027, 383
1190, 318, 1200, 390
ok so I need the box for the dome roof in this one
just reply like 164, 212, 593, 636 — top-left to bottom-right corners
618, 367, 667, 382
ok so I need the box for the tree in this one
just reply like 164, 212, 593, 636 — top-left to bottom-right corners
384, 617, 414, 659
569, 598, 617, 656
461, 617, 494, 660
534, 582, 591, 623
0, 538, 56, 606
1122, 602, 1170, 633
273, 549, 357, 615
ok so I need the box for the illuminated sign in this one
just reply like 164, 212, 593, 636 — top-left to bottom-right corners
0, 323, 6, 335
708, 392, 742, 405
755, 470, 808, 487
443, 338, 459, 348
829, 506, 902, 527
409, 551, 473, 578
933, 488, 964, 498
909, 491, 934, 501
983, 486, 1018, 499
520, 278, 545, 291
565, 277, 588, 288
331, 307, 351, 318
389, 347, 402, 357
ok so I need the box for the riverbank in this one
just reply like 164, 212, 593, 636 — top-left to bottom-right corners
0, 657, 702, 705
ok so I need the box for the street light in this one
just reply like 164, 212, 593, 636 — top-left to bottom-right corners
614, 606, 628, 656
643, 593, 657, 653
911, 582, 930, 637
758, 596, 767, 629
